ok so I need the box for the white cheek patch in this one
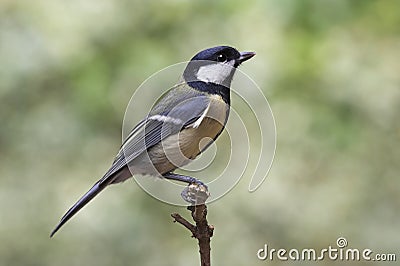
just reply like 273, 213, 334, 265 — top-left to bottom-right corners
196, 60, 235, 84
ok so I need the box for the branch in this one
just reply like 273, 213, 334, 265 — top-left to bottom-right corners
171, 204, 214, 266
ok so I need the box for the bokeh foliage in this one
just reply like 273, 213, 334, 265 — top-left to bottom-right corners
0, 0, 399, 265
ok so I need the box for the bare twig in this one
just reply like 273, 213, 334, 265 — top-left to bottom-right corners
171, 204, 214, 266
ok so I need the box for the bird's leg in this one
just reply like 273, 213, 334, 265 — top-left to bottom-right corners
163, 172, 210, 205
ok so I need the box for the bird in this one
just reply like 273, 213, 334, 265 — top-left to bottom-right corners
50, 45, 255, 237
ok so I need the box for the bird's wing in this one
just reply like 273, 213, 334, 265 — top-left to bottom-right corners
101, 92, 211, 182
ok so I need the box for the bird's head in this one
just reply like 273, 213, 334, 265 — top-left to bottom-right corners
183, 46, 255, 86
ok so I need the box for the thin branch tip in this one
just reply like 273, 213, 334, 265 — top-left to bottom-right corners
172, 203, 213, 266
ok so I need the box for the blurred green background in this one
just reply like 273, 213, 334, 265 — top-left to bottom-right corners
1, 0, 399, 265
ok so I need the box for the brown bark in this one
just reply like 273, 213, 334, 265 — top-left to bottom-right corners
171, 204, 214, 266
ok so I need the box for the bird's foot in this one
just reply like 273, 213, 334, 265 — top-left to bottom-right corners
181, 181, 210, 205
162, 173, 210, 205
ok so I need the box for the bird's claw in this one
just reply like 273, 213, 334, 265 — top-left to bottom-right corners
181, 182, 210, 205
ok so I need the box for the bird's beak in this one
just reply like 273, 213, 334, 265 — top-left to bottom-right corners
238, 51, 256, 63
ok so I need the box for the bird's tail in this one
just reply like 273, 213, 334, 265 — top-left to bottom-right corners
50, 179, 110, 237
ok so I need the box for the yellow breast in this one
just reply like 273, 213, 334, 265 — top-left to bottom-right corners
146, 94, 229, 174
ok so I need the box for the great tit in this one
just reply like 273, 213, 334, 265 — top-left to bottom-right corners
50, 45, 255, 237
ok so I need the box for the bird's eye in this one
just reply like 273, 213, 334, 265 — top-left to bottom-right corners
217, 54, 227, 62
